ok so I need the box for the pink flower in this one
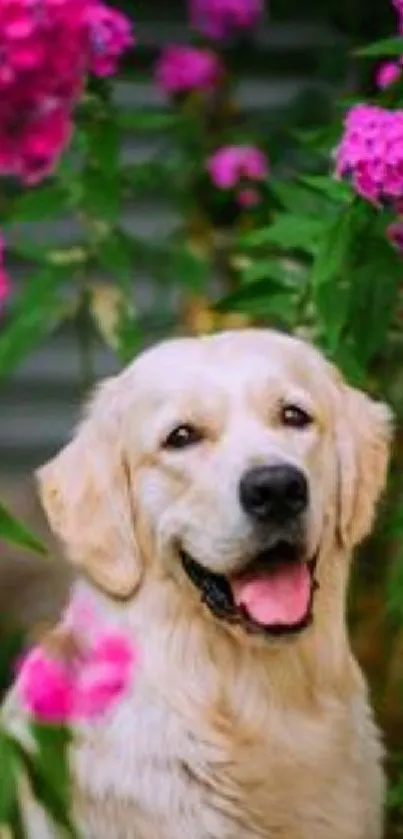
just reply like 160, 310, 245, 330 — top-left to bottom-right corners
0, 234, 11, 310
335, 104, 403, 206
85, 3, 134, 78
208, 145, 268, 188
190, 0, 263, 40
8, 107, 73, 185
155, 45, 223, 95
376, 61, 402, 89
0, 0, 134, 184
393, 0, 403, 31
207, 144, 268, 206
17, 651, 75, 723
17, 597, 137, 724
238, 186, 261, 207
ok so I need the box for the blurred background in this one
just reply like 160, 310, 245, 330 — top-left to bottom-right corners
0, 1, 402, 835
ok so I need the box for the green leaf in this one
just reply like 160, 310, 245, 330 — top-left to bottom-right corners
311, 201, 368, 348
13, 738, 79, 839
117, 109, 180, 132
387, 776, 403, 812
386, 550, 403, 622
8, 798, 26, 839
323, 340, 367, 387
0, 730, 18, 825
293, 123, 342, 155
0, 624, 24, 696
84, 114, 120, 174
80, 168, 121, 223
383, 506, 403, 538
10, 184, 68, 223
115, 236, 171, 282
314, 278, 351, 352
238, 258, 305, 288
216, 280, 296, 323
298, 175, 352, 203
312, 202, 358, 288
0, 265, 70, 378
356, 36, 403, 57
96, 229, 134, 289
0, 503, 45, 555
30, 724, 71, 803
116, 309, 143, 365
0, 733, 26, 839
9, 240, 54, 264
123, 159, 183, 199
270, 181, 335, 218
240, 214, 327, 253
10, 241, 87, 269
168, 245, 211, 292
347, 237, 402, 365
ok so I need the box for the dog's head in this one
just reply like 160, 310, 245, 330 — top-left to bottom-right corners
36, 330, 392, 641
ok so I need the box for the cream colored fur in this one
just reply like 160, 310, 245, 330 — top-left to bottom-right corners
2, 329, 392, 839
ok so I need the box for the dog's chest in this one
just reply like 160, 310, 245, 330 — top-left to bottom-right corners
72, 678, 380, 839
74, 686, 241, 838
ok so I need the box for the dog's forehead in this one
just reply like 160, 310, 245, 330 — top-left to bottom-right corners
126, 330, 335, 403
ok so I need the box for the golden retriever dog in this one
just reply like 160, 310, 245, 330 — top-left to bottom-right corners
3, 328, 392, 839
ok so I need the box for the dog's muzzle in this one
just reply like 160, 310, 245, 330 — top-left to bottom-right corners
180, 540, 318, 638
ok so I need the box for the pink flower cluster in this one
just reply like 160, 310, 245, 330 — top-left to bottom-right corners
190, 0, 263, 40
155, 45, 223, 96
17, 597, 138, 723
155, 1, 263, 95
207, 144, 269, 207
0, 234, 11, 310
335, 104, 403, 205
0, 0, 133, 185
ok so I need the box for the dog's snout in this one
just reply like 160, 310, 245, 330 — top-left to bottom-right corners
239, 465, 308, 524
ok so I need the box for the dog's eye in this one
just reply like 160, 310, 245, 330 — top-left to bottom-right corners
163, 424, 204, 450
281, 404, 313, 429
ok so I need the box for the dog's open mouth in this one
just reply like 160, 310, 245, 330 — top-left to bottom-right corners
180, 542, 318, 636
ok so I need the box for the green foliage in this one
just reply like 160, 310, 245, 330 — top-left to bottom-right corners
0, 265, 72, 378
10, 184, 69, 223
7, 730, 79, 839
216, 277, 297, 325
0, 503, 45, 555
357, 36, 403, 56
240, 214, 327, 253
0, 729, 19, 826
0, 625, 24, 698
96, 228, 135, 288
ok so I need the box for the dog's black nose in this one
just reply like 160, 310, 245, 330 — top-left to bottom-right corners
239, 465, 308, 524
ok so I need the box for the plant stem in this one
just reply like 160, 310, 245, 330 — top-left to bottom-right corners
76, 285, 94, 394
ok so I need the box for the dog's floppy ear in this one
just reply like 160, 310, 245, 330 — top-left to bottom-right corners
36, 381, 142, 598
336, 381, 392, 549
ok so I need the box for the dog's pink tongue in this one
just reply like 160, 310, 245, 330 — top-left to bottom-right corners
231, 563, 310, 627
